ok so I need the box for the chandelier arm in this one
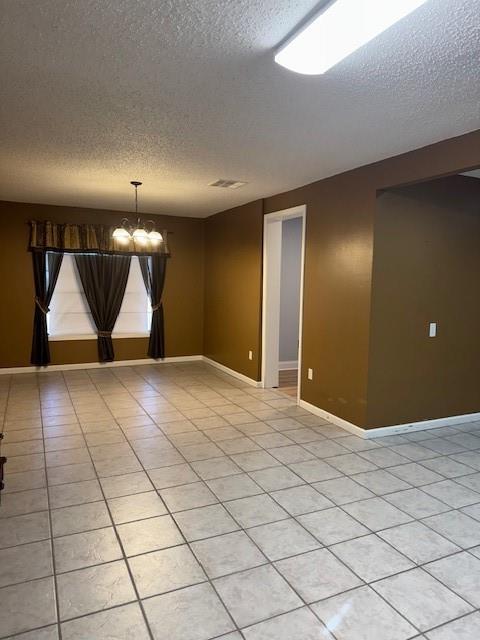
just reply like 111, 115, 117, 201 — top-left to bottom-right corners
113, 182, 174, 244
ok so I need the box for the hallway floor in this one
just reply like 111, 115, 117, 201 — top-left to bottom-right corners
1, 363, 480, 639
278, 369, 298, 398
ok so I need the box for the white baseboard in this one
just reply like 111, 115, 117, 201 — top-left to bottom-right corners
298, 399, 365, 437
299, 399, 480, 439
202, 357, 262, 388
362, 411, 480, 438
279, 360, 298, 371
0, 355, 203, 375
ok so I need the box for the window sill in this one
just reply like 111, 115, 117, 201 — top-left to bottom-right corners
49, 333, 150, 342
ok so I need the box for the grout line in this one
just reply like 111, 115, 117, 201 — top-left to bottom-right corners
63, 370, 157, 640
39, 382, 64, 640
110, 369, 246, 637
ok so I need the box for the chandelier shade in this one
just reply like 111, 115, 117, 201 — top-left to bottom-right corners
132, 227, 148, 243
148, 230, 163, 244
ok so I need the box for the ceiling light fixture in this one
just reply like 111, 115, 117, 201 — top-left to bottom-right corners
274, 0, 429, 75
112, 181, 163, 245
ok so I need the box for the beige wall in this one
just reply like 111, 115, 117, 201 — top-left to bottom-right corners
0, 201, 204, 368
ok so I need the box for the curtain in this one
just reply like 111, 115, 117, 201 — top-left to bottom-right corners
29, 220, 169, 256
138, 255, 167, 359
30, 251, 63, 366
74, 254, 131, 362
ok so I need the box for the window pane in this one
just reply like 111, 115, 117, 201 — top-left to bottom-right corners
49, 254, 150, 337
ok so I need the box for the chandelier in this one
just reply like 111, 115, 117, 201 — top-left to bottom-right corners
112, 181, 163, 245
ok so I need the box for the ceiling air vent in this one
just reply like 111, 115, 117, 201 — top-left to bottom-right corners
208, 179, 247, 189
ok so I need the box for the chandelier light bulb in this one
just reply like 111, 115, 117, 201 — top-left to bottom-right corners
112, 226, 130, 241
148, 230, 163, 244
133, 227, 148, 244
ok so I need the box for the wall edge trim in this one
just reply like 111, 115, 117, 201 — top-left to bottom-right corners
299, 399, 480, 439
0, 355, 203, 375
202, 356, 262, 388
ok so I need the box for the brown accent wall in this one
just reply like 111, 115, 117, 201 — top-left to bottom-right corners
367, 176, 480, 427
204, 129, 480, 428
263, 177, 375, 425
0, 201, 204, 368
203, 201, 263, 380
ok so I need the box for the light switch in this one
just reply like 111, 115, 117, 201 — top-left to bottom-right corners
429, 322, 437, 338
248, 350, 253, 360
307, 368, 313, 380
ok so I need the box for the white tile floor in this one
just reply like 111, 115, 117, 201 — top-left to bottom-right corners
1, 363, 480, 639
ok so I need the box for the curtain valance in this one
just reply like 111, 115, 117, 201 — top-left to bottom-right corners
29, 220, 170, 256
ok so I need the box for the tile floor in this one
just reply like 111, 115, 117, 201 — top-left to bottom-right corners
1, 363, 480, 639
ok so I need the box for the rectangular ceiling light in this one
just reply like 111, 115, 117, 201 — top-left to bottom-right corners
274, 0, 428, 75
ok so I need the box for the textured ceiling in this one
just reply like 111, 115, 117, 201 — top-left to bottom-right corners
1, 0, 479, 218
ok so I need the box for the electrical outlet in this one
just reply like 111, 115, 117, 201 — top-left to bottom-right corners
248, 350, 253, 361
307, 368, 313, 380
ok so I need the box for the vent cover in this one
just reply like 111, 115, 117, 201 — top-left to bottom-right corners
208, 179, 247, 189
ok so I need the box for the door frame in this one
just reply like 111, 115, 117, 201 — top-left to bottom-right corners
261, 204, 306, 403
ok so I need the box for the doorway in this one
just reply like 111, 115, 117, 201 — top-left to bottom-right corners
261, 205, 306, 402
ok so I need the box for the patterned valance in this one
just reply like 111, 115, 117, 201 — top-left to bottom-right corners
29, 221, 170, 256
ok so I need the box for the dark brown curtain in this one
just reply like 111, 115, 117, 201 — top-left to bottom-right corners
74, 254, 131, 362
30, 251, 63, 366
138, 255, 167, 359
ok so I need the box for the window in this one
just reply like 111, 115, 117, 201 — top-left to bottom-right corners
48, 254, 151, 340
